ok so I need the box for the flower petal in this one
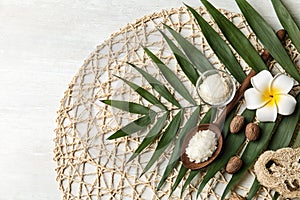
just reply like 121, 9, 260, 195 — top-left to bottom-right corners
244, 88, 271, 109
251, 70, 273, 93
271, 73, 294, 95
275, 94, 297, 115
256, 100, 277, 122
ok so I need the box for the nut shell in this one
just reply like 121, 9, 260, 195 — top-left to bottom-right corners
261, 50, 271, 62
245, 123, 260, 141
276, 29, 287, 43
230, 115, 245, 134
226, 156, 243, 174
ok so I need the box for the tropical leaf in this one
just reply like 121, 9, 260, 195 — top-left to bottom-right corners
157, 106, 201, 190
291, 94, 300, 148
197, 109, 255, 196
221, 121, 277, 199
221, 109, 236, 139
247, 179, 261, 200
100, 100, 152, 115
272, 192, 280, 200
107, 114, 155, 140
169, 165, 188, 197
128, 62, 181, 108
164, 24, 214, 73
269, 94, 300, 150
292, 128, 300, 148
200, 0, 267, 73
144, 47, 196, 105
158, 29, 199, 85
181, 170, 200, 197
114, 75, 167, 110
236, 0, 300, 83
271, 0, 300, 52
141, 110, 183, 176
127, 112, 169, 162
186, 4, 246, 84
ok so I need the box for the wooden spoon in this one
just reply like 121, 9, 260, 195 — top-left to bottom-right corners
181, 29, 286, 170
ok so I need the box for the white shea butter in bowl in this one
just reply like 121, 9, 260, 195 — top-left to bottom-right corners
198, 74, 230, 105
185, 129, 218, 163
196, 69, 236, 107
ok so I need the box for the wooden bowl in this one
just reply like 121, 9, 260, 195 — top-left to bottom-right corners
181, 124, 223, 170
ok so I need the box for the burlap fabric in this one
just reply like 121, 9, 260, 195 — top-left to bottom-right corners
54, 7, 299, 199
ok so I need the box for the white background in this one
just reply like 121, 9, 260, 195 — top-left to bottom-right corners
0, 0, 299, 199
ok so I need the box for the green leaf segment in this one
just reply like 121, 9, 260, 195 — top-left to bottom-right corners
271, 0, 300, 54
186, 4, 246, 84
236, 0, 300, 82
127, 112, 169, 162
141, 110, 183, 176
200, 0, 268, 73
164, 24, 214, 73
157, 106, 200, 190
143, 47, 196, 105
128, 62, 181, 108
158, 28, 199, 85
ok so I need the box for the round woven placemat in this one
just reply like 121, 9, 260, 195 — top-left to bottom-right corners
54, 7, 298, 200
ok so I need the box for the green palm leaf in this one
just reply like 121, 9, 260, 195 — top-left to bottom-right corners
114, 75, 167, 110
128, 62, 181, 108
107, 114, 155, 140
272, 192, 280, 200
186, 4, 246, 84
197, 109, 254, 196
158, 29, 199, 85
141, 110, 183, 176
169, 165, 188, 197
247, 179, 261, 200
271, 0, 300, 52
200, 0, 267, 73
291, 96, 300, 148
292, 129, 300, 148
221, 121, 276, 199
144, 47, 196, 105
100, 100, 152, 115
127, 112, 169, 162
181, 170, 200, 197
164, 24, 214, 73
157, 106, 200, 190
221, 108, 236, 139
269, 94, 300, 150
236, 0, 300, 83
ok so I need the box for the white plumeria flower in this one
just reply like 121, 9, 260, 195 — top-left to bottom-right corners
244, 70, 296, 122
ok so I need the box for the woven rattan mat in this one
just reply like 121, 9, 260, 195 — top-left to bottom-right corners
54, 7, 299, 199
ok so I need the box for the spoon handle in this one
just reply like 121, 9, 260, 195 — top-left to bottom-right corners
214, 29, 286, 128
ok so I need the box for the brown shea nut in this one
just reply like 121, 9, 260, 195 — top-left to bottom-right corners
230, 115, 245, 134
261, 50, 271, 62
226, 156, 243, 174
245, 123, 260, 141
276, 29, 287, 42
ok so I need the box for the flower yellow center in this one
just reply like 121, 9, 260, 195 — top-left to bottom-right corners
261, 87, 281, 107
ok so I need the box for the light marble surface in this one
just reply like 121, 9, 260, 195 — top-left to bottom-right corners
0, 0, 299, 199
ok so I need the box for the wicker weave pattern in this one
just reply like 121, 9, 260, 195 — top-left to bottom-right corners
54, 7, 298, 199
